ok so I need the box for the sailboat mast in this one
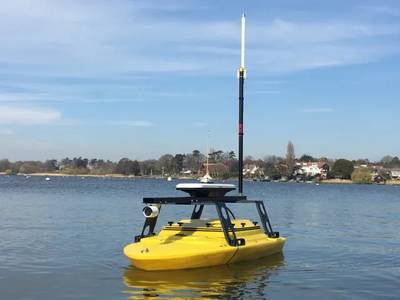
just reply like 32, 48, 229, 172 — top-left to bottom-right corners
238, 14, 246, 195
206, 130, 209, 175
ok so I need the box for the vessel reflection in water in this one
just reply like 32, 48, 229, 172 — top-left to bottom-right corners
123, 253, 284, 299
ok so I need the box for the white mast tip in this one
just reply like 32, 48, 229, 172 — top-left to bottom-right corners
240, 13, 246, 70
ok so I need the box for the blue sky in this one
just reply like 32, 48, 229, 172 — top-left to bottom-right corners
0, 0, 399, 161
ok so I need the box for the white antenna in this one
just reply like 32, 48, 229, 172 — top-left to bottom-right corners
241, 14, 246, 69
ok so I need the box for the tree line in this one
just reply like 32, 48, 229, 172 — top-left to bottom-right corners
0, 149, 230, 176
1, 143, 399, 180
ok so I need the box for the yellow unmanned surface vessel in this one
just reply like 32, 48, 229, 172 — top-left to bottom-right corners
124, 184, 286, 271
124, 15, 285, 271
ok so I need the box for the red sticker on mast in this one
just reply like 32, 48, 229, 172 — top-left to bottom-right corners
239, 123, 244, 135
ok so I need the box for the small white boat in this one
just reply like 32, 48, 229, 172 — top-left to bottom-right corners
45, 177, 51, 181
167, 176, 172, 181
199, 172, 213, 183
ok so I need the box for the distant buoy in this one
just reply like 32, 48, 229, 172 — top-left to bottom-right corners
45, 177, 51, 181
167, 176, 172, 181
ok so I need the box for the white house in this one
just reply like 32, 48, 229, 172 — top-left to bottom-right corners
243, 164, 264, 177
391, 169, 400, 179
181, 169, 192, 175
295, 161, 329, 178
298, 163, 320, 177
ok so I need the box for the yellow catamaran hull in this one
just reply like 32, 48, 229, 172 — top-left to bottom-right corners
124, 219, 286, 271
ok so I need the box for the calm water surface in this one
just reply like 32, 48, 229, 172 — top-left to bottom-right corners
0, 176, 399, 299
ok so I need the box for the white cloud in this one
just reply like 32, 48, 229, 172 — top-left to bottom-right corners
252, 19, 399, 44
0, 106, 60, 124
247, 18, 400, 72
0, 0, 399, 112
301, 108, 335, 113
1, 0, 398, 79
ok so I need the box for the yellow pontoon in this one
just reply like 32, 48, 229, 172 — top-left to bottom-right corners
124, 183, 285, 271
123, 253, 284, 299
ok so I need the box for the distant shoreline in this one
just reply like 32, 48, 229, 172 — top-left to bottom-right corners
0, 172, 195, 180
0, 172, 164, 179
1, 172, 400, 185
321, 178, 400, 185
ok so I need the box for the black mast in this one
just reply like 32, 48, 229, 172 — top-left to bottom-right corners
238, 68, 244, 194
238, 14, 246, 195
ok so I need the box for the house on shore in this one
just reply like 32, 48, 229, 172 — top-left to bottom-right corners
243, 164, 264, 178
295, 161, 330, 179
180, 169, 192, 176
369, 165, 394, 181
390, 169, 400, 179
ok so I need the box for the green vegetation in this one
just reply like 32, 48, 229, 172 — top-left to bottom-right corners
333, 159, 354, 179
286, 141, 295, 177
264, 162, 281, 180
380, 155, 400, 168
115, 158, 140, 176
5, 169, 13, 175
299, 154, 316, 162
0, 159, 11, 172
351, 168, 372, 184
